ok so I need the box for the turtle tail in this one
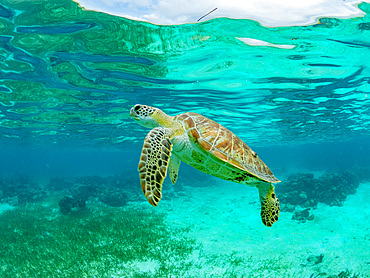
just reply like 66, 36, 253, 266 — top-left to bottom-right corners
257, 183, 280, 227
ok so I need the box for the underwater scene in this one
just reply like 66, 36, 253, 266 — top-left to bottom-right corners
0, 0, 370, 277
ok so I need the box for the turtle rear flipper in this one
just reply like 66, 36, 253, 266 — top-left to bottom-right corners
138, 127, 173, 206
169, 154, 181, 185
257, 183, 280, 227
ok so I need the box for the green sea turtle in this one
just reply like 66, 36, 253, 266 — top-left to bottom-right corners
130, 104, 280, 227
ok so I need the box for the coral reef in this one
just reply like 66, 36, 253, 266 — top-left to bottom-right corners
278, 173, 318, 211
59, 196, 86, 215
316, 171, 359, 206
0, 172, 366, 277
67, 176, 130, 207
0, 176, 47, 205
277, 170, 360, 222
0, 175, 137, 212
48, 177, 74, 191
277, 170, 360, 212
292, 208, 314, 223
98, 187, 128, 207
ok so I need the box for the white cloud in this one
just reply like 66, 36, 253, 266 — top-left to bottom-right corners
74, 0, 370, 27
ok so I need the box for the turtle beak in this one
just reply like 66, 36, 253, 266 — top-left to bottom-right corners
130, 107, 141, 121
130, 107, 137, 119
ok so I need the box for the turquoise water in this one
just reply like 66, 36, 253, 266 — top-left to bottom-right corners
0, 0, 370, 277
0, 0, 369, 149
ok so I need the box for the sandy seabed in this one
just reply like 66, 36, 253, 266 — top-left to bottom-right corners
1, 176, 368, 277
141, 178, 370, 277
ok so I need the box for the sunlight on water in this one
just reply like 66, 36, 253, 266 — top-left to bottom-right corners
0, 1, 370, 277
0, 0, 369, 150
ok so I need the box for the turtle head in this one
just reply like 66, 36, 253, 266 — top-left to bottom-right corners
130, 104, 165, 128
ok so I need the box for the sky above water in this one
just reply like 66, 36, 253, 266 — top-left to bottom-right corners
74, 0, 370, 26
0, 0, 369, 151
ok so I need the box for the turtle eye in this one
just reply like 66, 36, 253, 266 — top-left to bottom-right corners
134, 105, 141, 112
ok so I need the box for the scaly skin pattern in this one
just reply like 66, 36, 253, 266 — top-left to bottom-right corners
138, 127, 172, 206
131, 104, 280, 227
172, 112, 280, 185
169, 112, 281, 227
260, 184, 280, 227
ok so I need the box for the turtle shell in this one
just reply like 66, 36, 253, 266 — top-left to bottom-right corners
176, 112, 280, 183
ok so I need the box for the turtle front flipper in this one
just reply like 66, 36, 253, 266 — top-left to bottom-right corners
138, 127, 173, 206
169, 154, 181, 185
257, 183, 280, 227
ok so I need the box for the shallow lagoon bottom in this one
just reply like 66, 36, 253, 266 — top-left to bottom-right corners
0, 168, 368, 278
